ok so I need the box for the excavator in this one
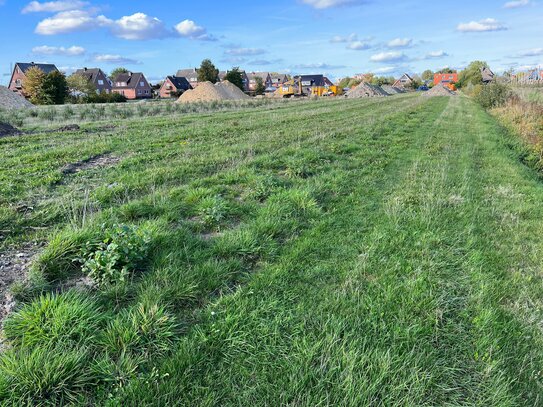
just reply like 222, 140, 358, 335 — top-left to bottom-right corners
276, 77, 343, 98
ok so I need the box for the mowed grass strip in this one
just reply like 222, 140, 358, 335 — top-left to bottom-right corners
1, 95, 543, 405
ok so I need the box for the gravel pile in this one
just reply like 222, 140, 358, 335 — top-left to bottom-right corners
0, 86, 34, 110
423, 84, 456, 97
177, 81, 249, 103
382, 85, 406, 95
346, 82, 389, 98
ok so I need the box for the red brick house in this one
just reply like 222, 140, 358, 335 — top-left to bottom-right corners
158, 76, 192, 98
434, 72, 458, 85
112, 72, 152, 100
8, 62, 58, 96
73, 68, 112, 94
247, 72, 273, 92
270, 74, 289, 88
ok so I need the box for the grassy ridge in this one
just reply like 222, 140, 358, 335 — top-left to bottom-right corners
1, 95, 543, 405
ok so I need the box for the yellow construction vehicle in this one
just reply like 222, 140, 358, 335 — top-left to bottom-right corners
276, 78, 304, 98
276, 78, 343, 98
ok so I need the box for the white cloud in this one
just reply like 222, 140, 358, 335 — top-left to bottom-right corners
301, 0, 362, 9
22, 0, 88, 13
35, 10, 111, 35
425, 50, 448, 59
370, 51, 405, 63
387, 38, 412, 48
111, 13, 169, 40
32, 45, 85, 56
515, 48, 543, 57
174, 19, 214, 41
373, 66, 397, 74
347, 41, 371, 50
504, 0, 532, 8
330, 33, 358, 43
292, 62, 346, 70
34, 9, 214, 41
93, 54, 141, 65
225, 47, 266, 56
457, 18, 507, 32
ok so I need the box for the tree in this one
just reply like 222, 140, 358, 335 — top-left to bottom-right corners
67, 74, 96, 97
41, 71, 68, 105
224, 67, 245, 91
458, 61, 488, 88
22, 66, 46, 104
421, 70, 434, 82
198, 59, 219, 83
109, 67, 129, 81
255, 77, 266, 95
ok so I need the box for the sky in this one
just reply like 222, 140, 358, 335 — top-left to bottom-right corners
0, 0, 542, 85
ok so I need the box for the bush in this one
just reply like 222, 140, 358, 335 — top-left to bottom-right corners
85, 93, 127, 104
3, 291, 103, 348
473, 82, 512, 109
79, 224, 151, 287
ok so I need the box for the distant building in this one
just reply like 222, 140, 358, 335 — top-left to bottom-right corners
73, 68, 112, 94
176, 68, 200, 88
481, 67, 495, 84
296, 74, 333, 94
112, 72, 152, 99
393, 73, 413, 88
269, 74, 289, 88
434, 72, 458, 85
158, 76, 192, 98
8, 62, 58, 96
219, 70, 250, 92
247, 72, 272, 92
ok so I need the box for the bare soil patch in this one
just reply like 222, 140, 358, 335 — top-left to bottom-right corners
0, 122, 21, 137
62, 153, 122, 175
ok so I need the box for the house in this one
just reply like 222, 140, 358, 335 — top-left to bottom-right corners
8, 62, 58, 96
112, 72, 152, 100
269, 74, 289, 88
247, 72, 272, 92
297, 74, 332, 94
158, 76, 192, 98
176, 68, 200, 88
434, 72, 458, 85
527, 69, 543, 82
481, 67, 495, 84
73, 68, 112, 94
393, 73, 413, 88
219, 70, 250, 92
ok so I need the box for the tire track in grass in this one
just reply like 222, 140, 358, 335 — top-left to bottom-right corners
104, 97, 452, 405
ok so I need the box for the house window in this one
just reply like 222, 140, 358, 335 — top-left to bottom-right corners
15, 79, 22, 87
140, 81, 144, 87
98, 79, 104, 85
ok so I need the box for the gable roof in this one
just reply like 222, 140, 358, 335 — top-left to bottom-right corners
247, 72, 270, 81
166, 76, 192, 90
398, 73, 413, 82
113, 72, 147, 89
74, 68, 108, 83
297, 74, 326, 86
176, 68, 199, 80
481, 67, 495, 82
16, 62, 58, 75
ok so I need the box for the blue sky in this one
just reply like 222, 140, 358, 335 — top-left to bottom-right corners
0, 0, 542, 85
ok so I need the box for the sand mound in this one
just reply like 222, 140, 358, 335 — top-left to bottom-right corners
423, 84, 456, 97
177, 81, 249, 103
382, 85, 406, 95
346, 82, 389, 98
0, 86, 34, 110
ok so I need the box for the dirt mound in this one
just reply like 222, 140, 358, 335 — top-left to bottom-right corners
423, 84, 456, 97
177, 81, 249, 103
346, 82, 389, 98
382, 85, 406, 95
0, 86, 34, 110
0, 122, 21, 137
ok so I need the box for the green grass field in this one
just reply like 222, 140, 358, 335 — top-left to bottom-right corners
1, 94, 543, 406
